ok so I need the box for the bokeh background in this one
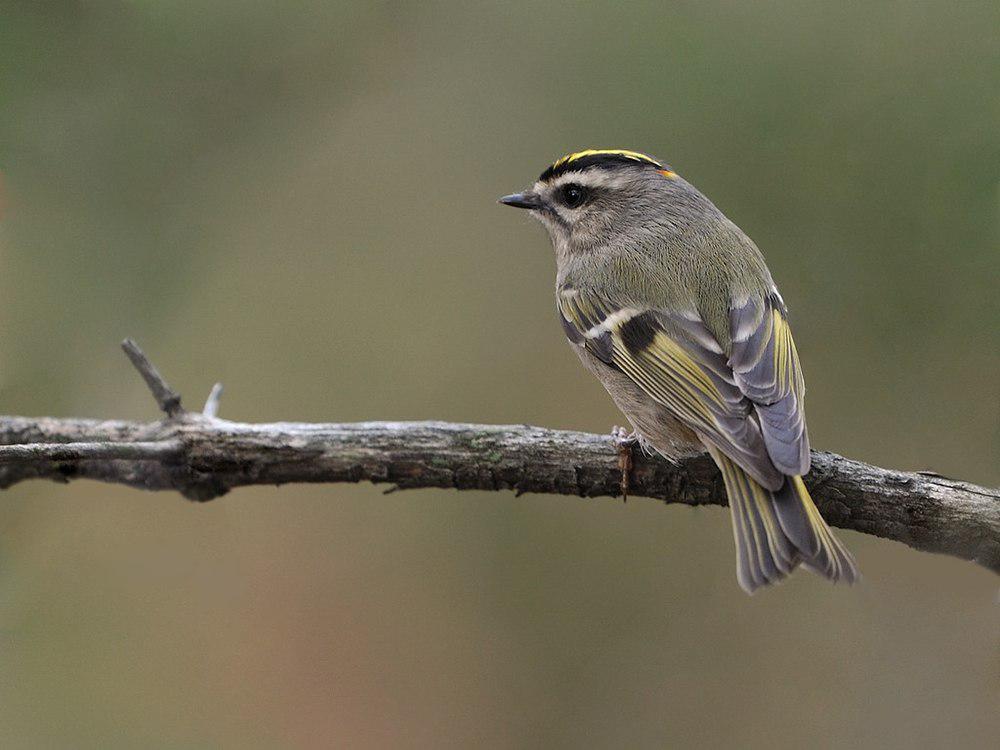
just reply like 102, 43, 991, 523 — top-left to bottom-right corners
1, 1, 998, 747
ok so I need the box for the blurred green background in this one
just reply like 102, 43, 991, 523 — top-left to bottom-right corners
1, 1, 998, 748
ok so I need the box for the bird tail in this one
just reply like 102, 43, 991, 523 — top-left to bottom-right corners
707, 447, 859, 593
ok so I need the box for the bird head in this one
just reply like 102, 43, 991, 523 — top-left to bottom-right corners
499, 149, 690, 254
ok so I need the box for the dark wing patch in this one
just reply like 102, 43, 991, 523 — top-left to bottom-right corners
619, 312, 658, 355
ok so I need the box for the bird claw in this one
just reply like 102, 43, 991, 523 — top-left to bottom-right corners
611, 426, 637, 502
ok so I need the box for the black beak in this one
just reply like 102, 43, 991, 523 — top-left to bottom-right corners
499, 192, 542, 210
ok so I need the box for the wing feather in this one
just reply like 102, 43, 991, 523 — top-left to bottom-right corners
730, 293, 809, 475
558, 289, 785, 490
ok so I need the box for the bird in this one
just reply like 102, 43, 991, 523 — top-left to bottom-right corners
499, 148, 858, 593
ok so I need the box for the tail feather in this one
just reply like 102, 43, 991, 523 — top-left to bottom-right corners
746, 473, 799, 576
781, 476, 858, 584
771, 477, 821, 558
708, 447, 859, 593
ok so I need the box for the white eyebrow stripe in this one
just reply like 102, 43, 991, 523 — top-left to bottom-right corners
535, 169, 636, 193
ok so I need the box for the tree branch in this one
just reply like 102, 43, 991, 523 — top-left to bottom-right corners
121, 338, 184, 417
0, 342, 996, 573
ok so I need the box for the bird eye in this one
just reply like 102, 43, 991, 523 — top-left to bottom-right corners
559, 183, 588, 208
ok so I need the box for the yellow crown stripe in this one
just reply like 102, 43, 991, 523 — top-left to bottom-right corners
551, 149, 661, 170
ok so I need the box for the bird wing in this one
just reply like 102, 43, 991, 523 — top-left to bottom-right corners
558, 286, 809, 488
729, 292, 810, 475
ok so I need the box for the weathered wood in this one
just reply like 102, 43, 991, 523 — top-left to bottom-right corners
0, 415, 996, 573
0, 340, 996, 574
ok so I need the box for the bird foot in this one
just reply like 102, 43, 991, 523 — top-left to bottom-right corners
611, 426, 638, 502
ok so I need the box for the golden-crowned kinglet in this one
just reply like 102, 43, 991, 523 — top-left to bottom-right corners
501, 149, 858, 593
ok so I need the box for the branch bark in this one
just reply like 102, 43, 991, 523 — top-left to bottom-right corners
0, 342, 996, 574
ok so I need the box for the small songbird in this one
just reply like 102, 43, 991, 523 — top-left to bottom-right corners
500, 149, 858, 593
